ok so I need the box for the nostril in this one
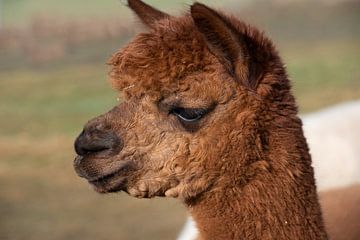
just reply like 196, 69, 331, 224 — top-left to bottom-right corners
83, 143, 110, 155
76, 144, 108, 156
74, 129, 122, 157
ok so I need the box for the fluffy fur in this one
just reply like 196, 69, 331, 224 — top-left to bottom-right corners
74, 1, 329, 239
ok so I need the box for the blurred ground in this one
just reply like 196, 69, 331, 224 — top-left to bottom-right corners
0, 0, 359, 239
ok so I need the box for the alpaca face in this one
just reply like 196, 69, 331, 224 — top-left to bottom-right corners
74, 63, 257, 198
74, 1, 285, 200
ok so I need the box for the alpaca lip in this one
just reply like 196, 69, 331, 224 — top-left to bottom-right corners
73, 155, 86, 178
74, 156, 133, 184
88, 170, 120, 184
73, 151, 120, 179
88, 168, 129, 194
88, 160, 131, 183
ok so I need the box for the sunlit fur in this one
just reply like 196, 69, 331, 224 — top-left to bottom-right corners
75, 1, 329, 239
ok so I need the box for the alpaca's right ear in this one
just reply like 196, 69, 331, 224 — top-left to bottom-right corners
127, 0, 169, 28
191, 3, 253, 88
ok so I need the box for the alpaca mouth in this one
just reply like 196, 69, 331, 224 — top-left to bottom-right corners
88, 169, 123, 184
89, 172, 128, 193
74, 156, 134, 193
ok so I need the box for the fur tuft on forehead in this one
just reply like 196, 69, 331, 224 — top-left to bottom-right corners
108, 16, 217, 99
108, 6, 285, 102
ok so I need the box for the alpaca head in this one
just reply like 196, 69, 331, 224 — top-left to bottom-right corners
74, 0, 293, 200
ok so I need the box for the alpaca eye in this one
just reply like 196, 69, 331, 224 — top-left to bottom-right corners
171, 107, 207, 122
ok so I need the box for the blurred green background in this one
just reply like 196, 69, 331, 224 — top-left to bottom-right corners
0, 0, 359, 239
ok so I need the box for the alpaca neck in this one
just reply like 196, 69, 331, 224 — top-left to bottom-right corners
187, 124, 328, 240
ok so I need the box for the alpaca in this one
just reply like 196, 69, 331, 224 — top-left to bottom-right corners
74, 1, 329, 239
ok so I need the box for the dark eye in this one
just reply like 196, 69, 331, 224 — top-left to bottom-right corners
171, 107, 207, 122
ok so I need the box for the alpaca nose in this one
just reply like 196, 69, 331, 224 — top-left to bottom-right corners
74, 126, 122, 157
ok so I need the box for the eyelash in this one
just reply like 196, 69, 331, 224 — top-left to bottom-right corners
170, 107, 208, 123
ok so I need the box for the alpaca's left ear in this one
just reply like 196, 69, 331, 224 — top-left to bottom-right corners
127, 0, 169, 28
191, 3, 255, 89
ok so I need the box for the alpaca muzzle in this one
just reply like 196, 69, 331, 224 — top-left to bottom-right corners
74, 128, 121, 157
73, 122, 124, 178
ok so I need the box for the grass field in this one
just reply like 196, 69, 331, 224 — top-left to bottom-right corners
2, 0, 239, 27
0, 1, 359, 239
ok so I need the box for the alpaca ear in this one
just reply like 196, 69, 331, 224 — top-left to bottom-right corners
191, 3, 255, 89
127, 0, 169, 27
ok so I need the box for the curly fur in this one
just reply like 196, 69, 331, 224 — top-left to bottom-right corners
74, 1, 329, 239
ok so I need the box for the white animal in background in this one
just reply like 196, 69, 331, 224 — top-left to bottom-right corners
303, 100, 360, 191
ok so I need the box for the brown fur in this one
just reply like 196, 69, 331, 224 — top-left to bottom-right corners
74, 1, 330, 239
